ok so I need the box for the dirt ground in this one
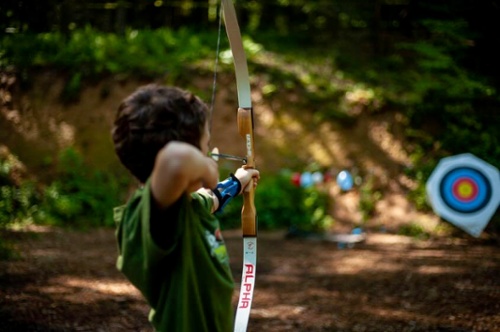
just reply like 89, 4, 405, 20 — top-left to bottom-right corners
0, 225, 499, 332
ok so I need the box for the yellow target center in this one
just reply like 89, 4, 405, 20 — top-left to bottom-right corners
457, 182, 473, 198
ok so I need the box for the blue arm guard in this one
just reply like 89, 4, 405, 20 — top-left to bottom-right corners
213, 173, 242, 213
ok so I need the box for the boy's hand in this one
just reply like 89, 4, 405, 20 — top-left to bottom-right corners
234, 167, 260, 193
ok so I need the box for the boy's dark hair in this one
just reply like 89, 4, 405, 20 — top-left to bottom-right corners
112, 84, 208, 183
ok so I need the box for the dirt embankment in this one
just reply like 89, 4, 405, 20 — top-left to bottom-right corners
1, 70, 440, 233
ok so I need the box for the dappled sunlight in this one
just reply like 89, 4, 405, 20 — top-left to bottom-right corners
255, 97, 351, 169
1, 74, 133, 172
258, 272, 304, 285
306, 121, 352, 166
316, 122, 350, 165
250, 47, 416, 195
407, 249, 466, 260
365, 233, 415, 246
15, 224, 54, 233
253, 50, 343, 96
1, 108, 40, 140
374, 193, 440, 231
3, 226, 498, 331
297, 234, 476, 277
374, 193, 419, 226
57, 276, 139, 296
50, 120, 75, 148
1, 89, 76, 150
330, 190, 363, 227
31, 248, 66, 259
367, 120, 411, 166
415, 265, 467, 274
272, 113, 303, 136
39, 276, 141, 304
313, 248, 416, 275
362, 306, 444, 325
307, 140, 335, 166
249, 232, 500, 331
329, 254, 404, 274
255, 101, 416, 201
252, 304, 306, 319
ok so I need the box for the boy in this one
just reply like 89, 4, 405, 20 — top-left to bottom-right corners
111, 84, 259, 331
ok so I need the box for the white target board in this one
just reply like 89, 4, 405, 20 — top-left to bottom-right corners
426, 153, 500, 237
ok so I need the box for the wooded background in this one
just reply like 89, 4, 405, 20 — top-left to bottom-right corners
2, 0, 500, 66
0, 0, 499, 234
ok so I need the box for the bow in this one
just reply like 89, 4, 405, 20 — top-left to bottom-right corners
220, 1, 257, 331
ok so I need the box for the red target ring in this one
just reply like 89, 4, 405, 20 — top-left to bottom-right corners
452, 178, 478, 202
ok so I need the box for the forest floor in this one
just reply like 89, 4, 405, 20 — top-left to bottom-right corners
0, 225, 499, 332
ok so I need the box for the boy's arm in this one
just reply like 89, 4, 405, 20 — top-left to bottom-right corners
151, 141, 219, 209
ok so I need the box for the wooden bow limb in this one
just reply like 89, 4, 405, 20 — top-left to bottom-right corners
220, 1, 258, 331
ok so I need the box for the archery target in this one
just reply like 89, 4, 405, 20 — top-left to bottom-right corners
439, 167, 491, 213
426, 153, 500, 237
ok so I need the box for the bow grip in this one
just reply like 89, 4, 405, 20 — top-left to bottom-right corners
237, 107, 257, 237
241, 187, 257, 237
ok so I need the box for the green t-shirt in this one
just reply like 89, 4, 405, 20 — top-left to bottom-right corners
114, 180, 234, 332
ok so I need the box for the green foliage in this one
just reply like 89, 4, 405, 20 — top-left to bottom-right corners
0, 156, 40, 260
40, 148, 127, 228
218, 173, 333, 233
398, 222, 431, 240
1, 27, 219, 89
359, 175, 382, 224
0, 149, 40, 228
62, 72, 82, 102
0, 238, 20, 260
0, 147, 128, 230
301, 187, 334, 233
407, 170, 433, 213
393, 19, 499, 168
0, 182, 40, 227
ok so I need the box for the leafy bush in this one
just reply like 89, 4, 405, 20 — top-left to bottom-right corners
0, 146, 129, 230
0, 182, 40, 227
394, 19, 499, 167
0, 148, 41, 262
218, 172, 333, 233
40, 148, 127, 228
0, 147, 41, 228
398, 222, 431, 240
1, 27, 219, 82
358, 175, 382, 224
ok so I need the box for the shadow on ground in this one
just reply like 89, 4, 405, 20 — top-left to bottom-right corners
1, 226, 499, 332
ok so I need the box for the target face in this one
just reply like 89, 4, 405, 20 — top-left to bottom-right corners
426, 153, 500, 237
440, 167, 491, 213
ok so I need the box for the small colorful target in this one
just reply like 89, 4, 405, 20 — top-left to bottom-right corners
440, 167, 490, 213
426, 153, 500, 237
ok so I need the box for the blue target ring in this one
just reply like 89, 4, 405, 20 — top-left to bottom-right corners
439, 167, 491, 213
